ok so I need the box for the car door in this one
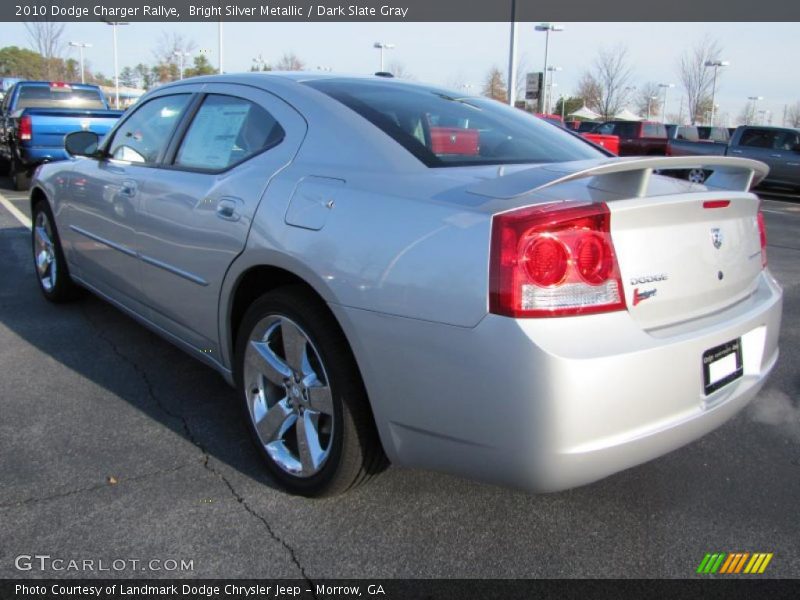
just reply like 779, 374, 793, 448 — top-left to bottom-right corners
727, 128, 784, 178
768, 129, 800, 187
134, 83, 307, 359
64, 93, 193, 309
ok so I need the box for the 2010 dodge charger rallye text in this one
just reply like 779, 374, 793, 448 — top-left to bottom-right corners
29, 73, 782, 496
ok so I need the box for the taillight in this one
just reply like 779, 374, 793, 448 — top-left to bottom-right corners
18, 115, 32, 141
489, 202, 626, 317
757, 209, 767, 268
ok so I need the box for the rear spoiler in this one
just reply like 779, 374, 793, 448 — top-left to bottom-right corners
467, 156, 769, 199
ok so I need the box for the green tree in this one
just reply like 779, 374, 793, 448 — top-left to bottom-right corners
184, 54, 215, 78
119, 66, 137, 87
553, 96, 585, 119
0, 45, 46, 79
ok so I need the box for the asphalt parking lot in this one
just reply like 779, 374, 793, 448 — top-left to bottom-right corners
1, 178, 798, 579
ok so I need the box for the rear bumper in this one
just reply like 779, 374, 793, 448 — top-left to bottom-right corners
18, 146, 69, 169
333, 270, 782, 492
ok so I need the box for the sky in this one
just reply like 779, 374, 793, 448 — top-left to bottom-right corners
1, 21, 798, 124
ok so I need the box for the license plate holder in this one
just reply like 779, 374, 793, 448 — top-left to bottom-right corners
703, 338, 743, 395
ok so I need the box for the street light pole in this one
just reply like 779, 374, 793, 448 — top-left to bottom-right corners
103, 21, 129, 109
658, 83, 675, 123
747, 96, 764, 125
704, 60, 729, 126
373, 42, 395, 72
535, 23, 564, 114
546, 66, 562, 114
218, 22, 224, 74
68, 41, 92, 84
174, 51, 192, 80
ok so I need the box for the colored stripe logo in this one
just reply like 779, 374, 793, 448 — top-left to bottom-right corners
696, 552, 773, 574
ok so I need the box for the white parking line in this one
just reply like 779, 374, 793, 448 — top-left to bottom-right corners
0, 190, 32, 229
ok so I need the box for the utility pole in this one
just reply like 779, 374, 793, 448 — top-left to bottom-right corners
506, 0, 517, 107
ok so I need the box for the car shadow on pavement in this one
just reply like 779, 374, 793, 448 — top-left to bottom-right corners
0, 221, 286, 494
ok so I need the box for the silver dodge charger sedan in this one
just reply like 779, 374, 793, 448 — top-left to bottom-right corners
30, 73, 782, 496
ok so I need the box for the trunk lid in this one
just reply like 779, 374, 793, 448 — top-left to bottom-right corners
609, 193, 763, 330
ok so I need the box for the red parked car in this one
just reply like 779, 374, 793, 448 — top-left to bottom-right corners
537, 114, 619, 155
592, 120, 668, 156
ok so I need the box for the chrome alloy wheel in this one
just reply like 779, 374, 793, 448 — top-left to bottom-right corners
243, 315, 335, 478
688, 168, 707, 184
34, 211, 57, 292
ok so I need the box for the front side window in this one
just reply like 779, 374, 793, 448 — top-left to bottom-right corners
738, 128, 778, 149
107, 94, 191, 164
304, 79, 601, 167
175, 94, 285, 170
643, 123, 666, 138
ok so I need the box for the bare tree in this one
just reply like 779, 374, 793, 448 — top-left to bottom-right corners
636, 82, 662, 120
786, 101, 800, 127
388, 61, 414, 80
482, 66, 507, 103
678, 37, 723, 125
24, 21, 66, 80
587, 45, 633, 119
153, 32, 197, 68
275, 52, 305, 71
575, 72, 602, 114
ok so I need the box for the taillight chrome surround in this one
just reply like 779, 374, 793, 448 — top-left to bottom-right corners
489, 202, 626, 318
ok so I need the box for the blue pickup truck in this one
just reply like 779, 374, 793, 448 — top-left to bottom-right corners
0, 81, 123, 190
666, 124, 800, 190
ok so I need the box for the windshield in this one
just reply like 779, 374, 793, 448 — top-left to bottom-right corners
16, 85, 106, 110
304, 79, 602, 167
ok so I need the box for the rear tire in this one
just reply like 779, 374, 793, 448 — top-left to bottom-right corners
235, 286, 387, 497
11, 161, 30, 191
31, 200, 81, 303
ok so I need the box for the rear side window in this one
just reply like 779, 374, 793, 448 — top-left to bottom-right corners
303, 79, 601, 167
108, 94, 190, 164
642, 123, 667, 138
612, 122, 638, 138
676, 126, 699, 141
175, 94, 285, 171
15, 85, 106, 110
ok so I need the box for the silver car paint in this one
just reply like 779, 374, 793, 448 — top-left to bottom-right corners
32, 73, 783, 492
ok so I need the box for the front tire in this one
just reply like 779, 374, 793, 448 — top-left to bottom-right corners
235, 286, 386, 496
31, 200, 80, 302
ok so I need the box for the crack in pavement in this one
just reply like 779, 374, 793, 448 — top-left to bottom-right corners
79, 306, 317, 590
0, 462, 196, 510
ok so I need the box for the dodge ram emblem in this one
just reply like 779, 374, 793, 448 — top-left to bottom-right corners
711, 227, 723, 249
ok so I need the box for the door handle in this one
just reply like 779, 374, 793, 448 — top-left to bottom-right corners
216, 197, 242, 221
769, 154, 782, 158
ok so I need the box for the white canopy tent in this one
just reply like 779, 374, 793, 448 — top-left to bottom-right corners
613, 108, 643, 121
568, 106, 600, 120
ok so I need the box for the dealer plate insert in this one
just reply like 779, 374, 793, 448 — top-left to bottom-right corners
703, 338, 743, 396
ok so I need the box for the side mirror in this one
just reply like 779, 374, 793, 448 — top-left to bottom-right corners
65, 131, 100, 158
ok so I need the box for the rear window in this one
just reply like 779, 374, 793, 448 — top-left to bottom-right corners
15, 85, 106, 110
698, 127, 729, 143
642, 123, 667, 138
676, 126, 699, 141
303, 79, 601, 167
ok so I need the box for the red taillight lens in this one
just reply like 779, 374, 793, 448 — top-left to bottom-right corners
757, 209, 767, 268
18, 115, 32, 141
490, 202, 626, 318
